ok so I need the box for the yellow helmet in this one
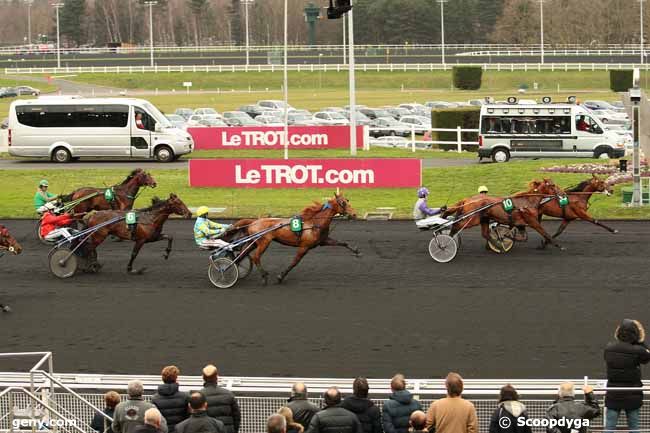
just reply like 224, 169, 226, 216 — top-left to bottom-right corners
478, 185, 489, 194
196, 206, 210, 217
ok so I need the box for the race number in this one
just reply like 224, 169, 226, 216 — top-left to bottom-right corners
502, 198, 514, 212
290, 217, 303, 233
104, 188, 115, 202
125, 212, 137, 225
558, 195, 569, 207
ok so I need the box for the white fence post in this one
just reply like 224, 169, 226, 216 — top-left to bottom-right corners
411, 125, 416, 152
456, 126, 462, 153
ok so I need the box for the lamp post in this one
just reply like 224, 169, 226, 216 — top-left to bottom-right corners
242, 0, 254, 67
539, 0, 545, 64
437, 0, 447, 66
25, 0, 33, 46
53, 3, 64, 69
640, 0, 646, 64
342, 14, 347, 65
319, 53, 323, 88
348, 1, 357, 156
145, 1, 157, 68
283, 0, 289, 160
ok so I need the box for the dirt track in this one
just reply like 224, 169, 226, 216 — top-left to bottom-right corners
0, 219, 647, 379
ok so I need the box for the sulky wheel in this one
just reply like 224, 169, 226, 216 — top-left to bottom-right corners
35, 220, 50, 245
440, 228, 462, 249
208, 257, 239, 289
428, 234, 458, 263
236, 255, 253, 280
48, 248, 78, 279
487, 226, 515, 254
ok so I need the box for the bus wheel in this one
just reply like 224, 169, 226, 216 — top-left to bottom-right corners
155, 146, 174, 163
52, 147, 72, 163
595, 148, 612, 159
491, 148, 510, 163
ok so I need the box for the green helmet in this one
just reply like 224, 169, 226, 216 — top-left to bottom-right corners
39, 179, 49, 187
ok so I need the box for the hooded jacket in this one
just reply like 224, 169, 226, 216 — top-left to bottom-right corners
200, 383, 241, 433
489, 401, 532, 433
604, 319, 650, 410
287, 395, 320, 430
305, 405, 362, 433
381, 390, 421, 433
152, 383, 189, 432
341, 396, 382, 433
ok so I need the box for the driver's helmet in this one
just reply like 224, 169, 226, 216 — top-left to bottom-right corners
417, 187, 429, 198
196, 206, 210, 217
478, 185, 489, 194
39, 179, 49, 187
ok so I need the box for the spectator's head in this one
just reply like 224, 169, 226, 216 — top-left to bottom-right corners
267, 414, 287, 433
291, 382, 307, 399
127, 380, 144, 399
104, 391, 121, 409
409, 411, 427, 431
390, 374, 406, 392
615, 319, 646, 344
353, 377, 369, 398
202, 364, 218, 384
188, 391, 208, 412
558, 382, 575, 399
498, 384, 519, 403
445, 373, 464, 397
277, 407, 296, 427
144, 408, 162, 429
161, 366, 180, 384
323, 387, 342, 407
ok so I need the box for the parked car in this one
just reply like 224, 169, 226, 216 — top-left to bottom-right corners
467, 99, 486, 106
261, 109, 284, 118
199, 117, 228, 127
344, 104, 367, 110
239, 104, 265, 118
425, 101, 458, 109
399, 115, 431, 134
289, 108, 312, 116
226, 116, 262, 127
370, 117, 410, 138
369, 136, 410, 148
223, 111, 254, 121
256, 115, 284, 126
1, 117, 8, 129
322, 107, 345, 113
399, 103, 427, 113
342, 110, 372, 126
0, 87, 18, 98
258, 100, 293, 111
584, 100, 626, 114
287, 113, 317, 126
359, 107, 393, 120
193, 107, 220, 116
187, 114, 220, 126
383, 107, 412, 120
174, 108, 194, 120
165, 114, 187, 130
14, 86, 40, 96
313, 111, 349, 125
589, 108, 629, 125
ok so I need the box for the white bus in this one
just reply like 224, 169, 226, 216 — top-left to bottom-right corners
8, 97, 194, 162
477, 100, 626, 163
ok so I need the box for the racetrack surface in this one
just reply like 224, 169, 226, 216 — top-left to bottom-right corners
0, 219, 647, 379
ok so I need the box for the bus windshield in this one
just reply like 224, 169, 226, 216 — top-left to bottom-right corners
143, 102, 172, 128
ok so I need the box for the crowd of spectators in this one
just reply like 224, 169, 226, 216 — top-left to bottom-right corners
91, 320, 649, 433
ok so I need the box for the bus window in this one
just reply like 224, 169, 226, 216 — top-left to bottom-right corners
575, 115, 603, 134
134, 107, 155, 131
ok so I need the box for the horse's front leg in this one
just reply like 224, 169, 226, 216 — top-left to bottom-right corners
571, 207, 619, 234
159, 234, 173, 260
0, 304, 11, 313
277, 247, 310, 284
127, 241, 146, 274
319, 237, 361, 256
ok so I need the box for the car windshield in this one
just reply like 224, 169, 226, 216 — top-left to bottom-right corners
329, 113, 347, 120
373, 109, 391, 117
199, 108, 217, 115
290, 114, 310, 121
143, 102, 172, 128
378, 117, 400, 126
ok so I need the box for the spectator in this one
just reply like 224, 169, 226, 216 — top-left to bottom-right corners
152, 366, 189, 433
277, 407, 304, 433
546, 383, 600, 433
341, 377, 382, 433
382, 374, 421, 433
425, 373, 477, 433
268, 414, 287, 433
488, 385, 532, 433
305, 387, 361, 433
91, 391, 121, 433
604, 319, 650, 433
133, 409, 165, 433
409, 411, 427, 433
287, 382, 319, 430
175, 391, 226, 433
200, 364, 241, 433
113, 381, 168, 433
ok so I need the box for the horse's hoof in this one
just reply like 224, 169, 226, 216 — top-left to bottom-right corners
130, 268, 146, 275
559, 246, 566, 251
276, 275, 284, 284
613, 229, 619, 234
1, 305, 11, 313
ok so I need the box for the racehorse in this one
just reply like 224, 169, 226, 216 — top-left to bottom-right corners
535, 175, 618, 248
0, 225, 22, 312
60, 169, 157, 213
443, 179, 567, 250
227, 192, 359, 284
83, 194, 192, 274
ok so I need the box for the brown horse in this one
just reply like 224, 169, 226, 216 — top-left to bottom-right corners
0, 225, 22, 312
444, 178, 567, 250
83, 194, 192, 274
536, 175, 618, 248
228, 192, 359, 284
60, 169, 157, 213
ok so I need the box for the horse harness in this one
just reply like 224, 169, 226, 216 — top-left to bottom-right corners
289, 200, 345, 240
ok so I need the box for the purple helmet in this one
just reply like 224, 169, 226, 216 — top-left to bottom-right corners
417, 187, 429, 198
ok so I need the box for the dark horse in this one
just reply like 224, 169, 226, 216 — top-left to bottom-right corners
443, 179, 567, 250
60, 169, 157, 213
0, 225, 22, 312
227, 192, 359, 284
536, 175, 618, 248
83, 194, 192, 274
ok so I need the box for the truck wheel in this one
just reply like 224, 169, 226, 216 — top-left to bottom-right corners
491, 148, 510, 163
52, 147, 72, 163
155, 145, 174, 162
594, 148, 612, 159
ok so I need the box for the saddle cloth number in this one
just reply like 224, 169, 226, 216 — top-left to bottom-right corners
558, 195, 569, 207
104, 188, 115, 202
290, 217, 303, 233
502, 198, 514, 213
125, 212, 137, 225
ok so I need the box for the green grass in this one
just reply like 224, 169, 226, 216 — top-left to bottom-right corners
2, 161, 648, 219
0, 77, 57, 93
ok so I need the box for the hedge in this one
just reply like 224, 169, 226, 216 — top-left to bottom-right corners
431, 107, 481, 151
452, 66, 483, 90
610, 70, 633, 92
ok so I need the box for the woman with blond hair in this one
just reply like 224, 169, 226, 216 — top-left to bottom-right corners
278, 406, 304, 433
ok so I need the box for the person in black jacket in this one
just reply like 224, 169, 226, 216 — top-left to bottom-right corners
381, 375, 421, 433
305, 387, 362, 433
488, 385, 532, 433
341, 378, 382, 433
175, 392, 226, 433
604, 319, 650, 433
287, 383, 319, 430
200, 364, 241, 433
545, 383, 600, 433
92, 391, 121, 433
152, 366, 189, 433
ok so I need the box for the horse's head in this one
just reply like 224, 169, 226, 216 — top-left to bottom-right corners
331, 192, 357, 219
590, 174, 613, 196
0, 225, 22, 255
532, 178, 563, 196
135, 169, 157, 188
167, 193, 192, 219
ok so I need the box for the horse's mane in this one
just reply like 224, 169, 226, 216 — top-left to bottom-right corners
120, 169, 142, 185
300, 201, 326, 219
567, 179, 592, 192
138, 196, 167, 211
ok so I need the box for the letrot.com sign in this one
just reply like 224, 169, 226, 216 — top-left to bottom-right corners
189, 159, 421, 188
188, 126, 365, 150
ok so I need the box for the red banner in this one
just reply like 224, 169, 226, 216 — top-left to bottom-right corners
189, 159, 421, 188
188, 126, 365, 150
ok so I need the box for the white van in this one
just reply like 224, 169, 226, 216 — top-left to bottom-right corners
8, 97, 194, 162
477, 102, 625, 162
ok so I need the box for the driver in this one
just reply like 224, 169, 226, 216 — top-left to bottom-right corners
33, 179, 58, 213
478, 185, 489, 196
413, 187, 446, 220
577, 115, 590, 132
41, 211, 77, 242
194, 206, 232, 248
